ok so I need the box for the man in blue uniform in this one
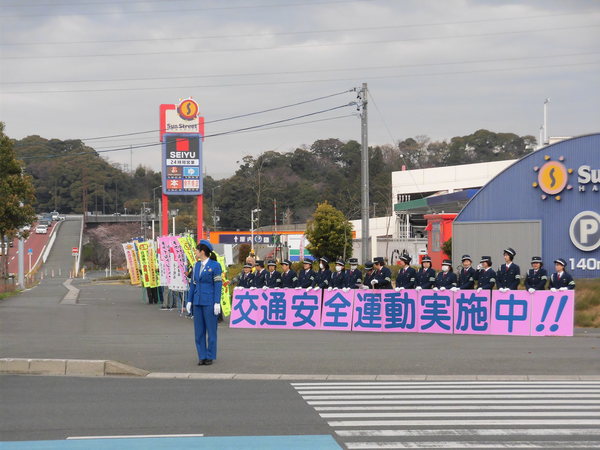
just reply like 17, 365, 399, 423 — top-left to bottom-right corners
331, 259, 347, 289
415, 255, 436, 290
234, 263, 254, 289
345, 258, 363, 289
435, 259, 457, 290
186, 240, 222, 366
362, 261, 374, 288
280, 259, 298, 288
497, 247, 521, 292
371, 256, 392, 289
265, 259, 282, 289
456, 254, 477, 291
297, 258, 316, 289
525, 256, 548, 293
252, 260, 267, 288
549, 258, 576, 291
477, 256, 496, 292
395, 255, 416, 290
315, 257, 332, 290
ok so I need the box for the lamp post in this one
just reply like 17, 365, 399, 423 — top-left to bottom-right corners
250, 208, 261, 256
152, 185, 162, 235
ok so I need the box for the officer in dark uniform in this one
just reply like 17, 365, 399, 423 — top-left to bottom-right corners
457, 254, 477, 290
331, 259, 347, 289
315, 257, 332, 290
234, 263, 254, 289
265, 259, 282, 288
345, 257, 362, 289
297, 258, 317, 289
477, 256, 496, 291
280, 259, 298, 288
525, 256, 548, 293
252, 260, 267, 288
371, 256, 392, 289
549, 258, 576, 291
395, 255, 416, 290
362, 261, 374, 288
497, 247, 521, 292
415, 255, 436, 290
435, 259, 457, 290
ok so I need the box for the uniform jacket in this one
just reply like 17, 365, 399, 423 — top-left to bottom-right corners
415, 267, 436, 289
265, 270, 282, 288
188, 259, 222, 306
317, 269, 332, 289
237, 271, 254, 289
435, 271, 457, 289
497, 263, 521, 290
549, 271, 576, 290
346, 268, 363, 289
458, 266, 477, 290
331, 270, 347, 289
525, 268, 548, 290
281, 269, 298, 288
373, 267, 392, 289
363, 270, 375, 288
395, 266, 416, 289
298, 269, 317, 289
252, 269, 267, 288
478, 268, 497, 290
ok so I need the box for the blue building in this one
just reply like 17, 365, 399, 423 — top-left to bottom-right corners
453, 133, 600, 279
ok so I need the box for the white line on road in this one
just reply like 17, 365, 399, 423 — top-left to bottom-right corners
316, 404, 600, 411
292, 381, 600, 387
345, 441, 600, 449
336, 428, 600, 437
296, 389, 600, 395
67, 434, 205, 440
308, 399, 600, 405
320, 411, 597, 418
293, 383, 600, 390
328, 419, 600, 427
301, 393, 600, 400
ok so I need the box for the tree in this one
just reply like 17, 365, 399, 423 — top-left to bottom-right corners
0, 123, 37, 280
305, 202, 353, 261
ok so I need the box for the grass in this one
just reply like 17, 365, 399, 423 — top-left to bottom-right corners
0, 290, 19, 301
574, 278, 600, 328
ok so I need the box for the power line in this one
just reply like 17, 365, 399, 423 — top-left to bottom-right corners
78, 89, 352, 141
3, 51, 597, 86
4, 60, 598, 96
2, 24, 598, 60
1, 11, 593, 46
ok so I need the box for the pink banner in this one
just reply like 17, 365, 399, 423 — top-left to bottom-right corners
490, 291, 532, 336
531, 290, 574, 337
453, 290, 491, 335
321, 290, 354, 330
417, 289, 453, 334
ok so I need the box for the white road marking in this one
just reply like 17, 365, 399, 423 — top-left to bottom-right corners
293, 383, 600, 390
316, 404, 600, 411
297, 389, 599, 395
321, 411, 596, 418
302, 393, 600, 400
345, 441, 600, 449
67, 434, 205, 439
336, 428, 600, 437
291, 381, 600, 387
308, 399, 600, 405
329, 419, 600, 427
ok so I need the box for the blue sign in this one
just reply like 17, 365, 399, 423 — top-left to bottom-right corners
28, 248, 33, 254
161, 133, 203, 196
218, 234, 271, 244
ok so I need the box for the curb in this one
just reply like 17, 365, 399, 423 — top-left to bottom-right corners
0, 358, 149, 377
61, 279, 79, 304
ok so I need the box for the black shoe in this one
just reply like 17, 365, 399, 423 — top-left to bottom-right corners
204, 359, 213, 366
198, 360, 206, 365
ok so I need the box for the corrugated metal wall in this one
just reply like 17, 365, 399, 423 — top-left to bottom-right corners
453, 221, 541, 270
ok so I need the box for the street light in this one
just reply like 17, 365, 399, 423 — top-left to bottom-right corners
250, 208, 261, 256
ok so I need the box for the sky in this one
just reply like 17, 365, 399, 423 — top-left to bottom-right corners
1, 0, 599, 179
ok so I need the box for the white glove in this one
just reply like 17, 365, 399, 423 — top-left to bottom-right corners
440, 287, 446, 291
394, 287, 401, 292
313, 286, 321, 291
327, 287, 333, 291
476, 287, 482, 293
433, 287, 438, 291
370, 279, 378, 286
250, 287, 256, 290
361, 285, 368, 289
399, 287, 405, 290
295, 287, 301, 290
214, 303, 221, 316
476, 264, 482, 270
550, 288, 557, 292
343, 287, 350, 292
452, 287, 459, 292
559, 287, 568, 291
528, 288, 535, 294
415, 286, 422, 291
186, 302, 192, 314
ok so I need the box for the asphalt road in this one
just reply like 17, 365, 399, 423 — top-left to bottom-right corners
6, 220, 54, 275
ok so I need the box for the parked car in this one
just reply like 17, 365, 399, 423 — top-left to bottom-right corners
22, 224, 31, 232
35, 225, 48, 234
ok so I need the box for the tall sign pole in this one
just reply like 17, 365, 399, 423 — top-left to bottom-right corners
360, 83, 370, 263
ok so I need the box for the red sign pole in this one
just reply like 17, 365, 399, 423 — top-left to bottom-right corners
162, 194, 169, 236
197, 194, 203, 241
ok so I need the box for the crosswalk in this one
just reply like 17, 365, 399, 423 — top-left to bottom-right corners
292, 381, 600, 449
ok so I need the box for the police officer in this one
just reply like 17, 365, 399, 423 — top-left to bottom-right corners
297, 258, 317, 289
234, 263, 254, 289
456, 254, 477, 291
186, 240, 222, 366
525, 256, 548, 293
331, 259, 347, 290
477, 256, 496, 292
549, 258, 576, 291
346, 258, 363, 289
265, 259, 282, 289
362, 261, 374, 288
252, 260, 267, 288
435, 259, 457, 290
395, 255, 416, 290
315, 257, 332, 290
497, 247, 521, 292
415, 255, 436, 290
371, 256, 392, 289
280, 259, 298, 288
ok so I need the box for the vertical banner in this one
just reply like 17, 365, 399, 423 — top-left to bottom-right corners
178, 236, 196, 266
530, 290, 574, 337
146, 241, 159, 288
168, 237, 188, 291
321, 290, 354, 330
136, 242, 151, 288
453, 290, 491, 335
417, 289, 453, 334
156, 237, 171, 287
490, 291, 532, 336
122, 243, 140, 285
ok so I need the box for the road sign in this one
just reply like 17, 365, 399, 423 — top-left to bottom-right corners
72, 247, 79, 256
162, 134, 203, 196
28, 248, 33, 254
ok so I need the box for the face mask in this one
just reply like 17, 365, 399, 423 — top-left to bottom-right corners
335, 266, 343, 272
350, 265, 357, 270
319, 263, 324, 270
442, 266, 450, 272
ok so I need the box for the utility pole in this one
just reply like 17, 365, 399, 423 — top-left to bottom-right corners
359, 83, 370, 263
543, 98, 550, 145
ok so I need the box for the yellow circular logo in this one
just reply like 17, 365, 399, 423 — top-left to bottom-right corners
177, 99, 199, 121
537, 161, 567, 195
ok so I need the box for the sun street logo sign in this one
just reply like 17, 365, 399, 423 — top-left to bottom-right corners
577, 165, 600, 192
532, 155, 598, 199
